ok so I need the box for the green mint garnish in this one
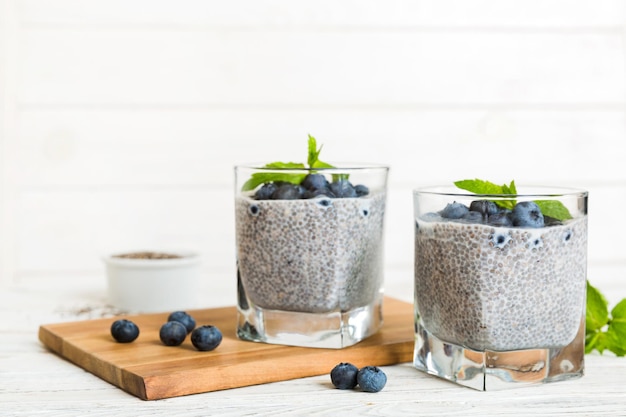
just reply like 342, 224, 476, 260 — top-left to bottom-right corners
241, 135, 337, 191
454, 179, 517, 210
307, 135, 332, 169
586, 280, 626, 356
454, 178, 517, 196
533, 200, 572, 221
241, 162, 306, 191
454, 178, 572, 221
307, 134, 347, 182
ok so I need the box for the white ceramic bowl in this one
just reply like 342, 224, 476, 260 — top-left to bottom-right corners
103, 250, 202, 313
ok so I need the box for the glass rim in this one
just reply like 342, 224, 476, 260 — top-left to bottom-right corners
235, 162, 389, 172
413, 184, 588, 198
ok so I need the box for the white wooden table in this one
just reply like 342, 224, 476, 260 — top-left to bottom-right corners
2, 265, 626, 417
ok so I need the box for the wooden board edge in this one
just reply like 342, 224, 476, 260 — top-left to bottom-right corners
39, 325, 150, 400
142, 335, 414, 400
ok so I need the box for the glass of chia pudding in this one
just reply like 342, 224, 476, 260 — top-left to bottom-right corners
234, 163, 389, 348
413, 184, 588, 390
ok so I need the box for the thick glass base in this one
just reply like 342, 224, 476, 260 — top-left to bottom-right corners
237, 296, 383, 349
414, 321, 585, 390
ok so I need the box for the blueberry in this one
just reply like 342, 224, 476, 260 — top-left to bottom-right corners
301, 174, 328, 191
462, 211, 484, 223
469, 200, 498, 219
357, 366, 387, 393
167, 311, 196, 334
254, 182, 277, 200
303, 188, 335, 199
110, 319, 140, 343
512, 201, 544, 228
329, 180, 357, 198
159, 321, 187, 346
439, 202, 469, 219
487, 211, 513, 227
271, 183, 302, 200
354, 184, 369, 197
330, 362, 359, 390
191, 325, 223, 351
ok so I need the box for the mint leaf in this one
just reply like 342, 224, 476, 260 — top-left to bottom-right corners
308, 134, 337, 170
606, 323, 626, 357
502, 180, 517, 195
242, 135, 337, 191
307, 134, 321, 167
611, 298, 626, 319
241, 162, 306, 191
585, 281, 626, 356
585, 330, 614, 355
608, 299, 626, 356
586, 280, 609, 333
534, 200, 573, 221
265, 162, 306, 170
454, 179, 516, 210
454, 179, 507, 195
307, 133, 342, 181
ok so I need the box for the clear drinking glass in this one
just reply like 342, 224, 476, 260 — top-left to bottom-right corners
413, 185, 588, 390
234, 164, 389, 348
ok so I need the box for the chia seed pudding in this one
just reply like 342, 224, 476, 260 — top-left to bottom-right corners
236, 192, 386, 314
414, 214, 587, 352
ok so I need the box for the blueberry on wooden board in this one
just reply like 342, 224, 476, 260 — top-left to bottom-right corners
167, 311, 196, 334
159, 321, 187, 346
191, 325, 223, 351
110, 319, 139, 343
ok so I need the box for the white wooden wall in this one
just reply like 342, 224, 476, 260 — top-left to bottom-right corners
1, 1, 625, 297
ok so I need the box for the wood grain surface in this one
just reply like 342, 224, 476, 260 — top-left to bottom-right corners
38, 297, 414, 400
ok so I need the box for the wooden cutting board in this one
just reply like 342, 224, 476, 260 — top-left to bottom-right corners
39, 297, 415, 400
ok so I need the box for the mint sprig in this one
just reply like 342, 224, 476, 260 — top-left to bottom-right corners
455, 178, 518, 196
241, 162, 306, 191
454, 178, 572, 221
241, 135, 337, 191
307, 135, 333, 169
454, 179, 518, 210
586, 280, 626, 356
